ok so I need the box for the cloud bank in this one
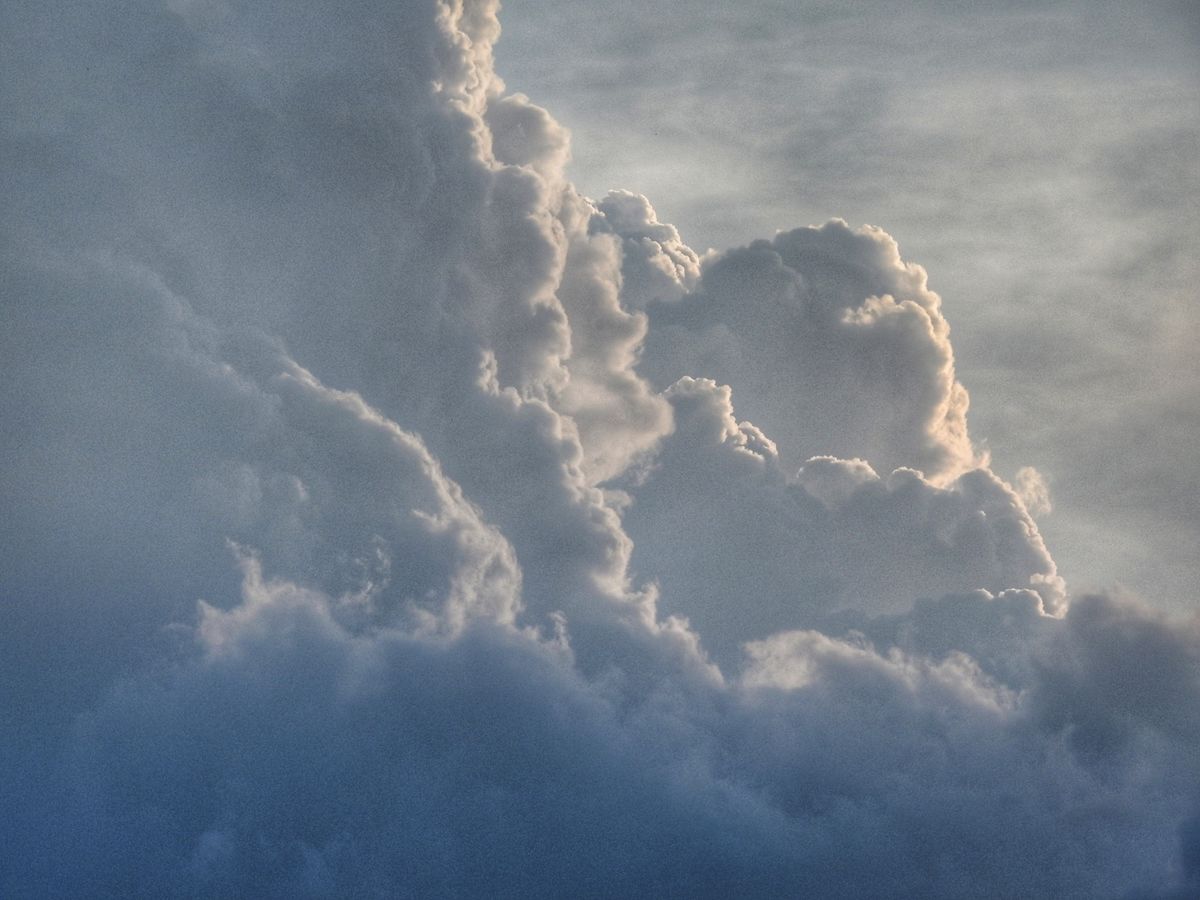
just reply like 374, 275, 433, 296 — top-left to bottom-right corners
1, 0, 1196, 896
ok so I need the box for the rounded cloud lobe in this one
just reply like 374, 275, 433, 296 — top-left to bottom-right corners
1, 1, 1196, 897
623, 376, 1063, 668
636, 219, 979, 482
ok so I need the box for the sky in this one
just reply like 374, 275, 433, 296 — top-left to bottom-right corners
1, 0, 1198, 897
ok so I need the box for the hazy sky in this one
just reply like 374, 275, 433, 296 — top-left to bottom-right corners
2, 1, 1199, 896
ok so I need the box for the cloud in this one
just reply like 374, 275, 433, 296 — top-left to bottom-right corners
620, 376, 1062, 667
7, 567, 1196, 898
637, 219, 980, 482
494, 0, 1200, 618
1, 0, 1196, 897
591, 189, 702, 309
1013, 466, 1053, 517
0, 249, 527, 736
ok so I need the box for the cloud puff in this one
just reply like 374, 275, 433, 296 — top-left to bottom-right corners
1, 0, 1197, 897
591, 189, 702, 308
622, 376, 1062, 667
638, 219, 980, 482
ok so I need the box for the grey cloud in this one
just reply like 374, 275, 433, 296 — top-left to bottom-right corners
2, 0, 1197, 897
1030, 593, 1200, 756
0, 0, 674, 642
591, 190, 701, 308
622, 376, 1061, 667
5, 568, 1195, 898
551, 193, 675, 485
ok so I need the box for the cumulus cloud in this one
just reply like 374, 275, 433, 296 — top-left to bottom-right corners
9, 569, 1197, 898
591, 189, 702, 308
1, 0, 1196, 897
622, 375, 1063, 667
638, 219, 980, 482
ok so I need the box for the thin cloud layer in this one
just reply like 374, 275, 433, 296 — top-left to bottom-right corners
1, 0, 1197, 897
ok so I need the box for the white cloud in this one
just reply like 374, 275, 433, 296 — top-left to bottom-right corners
592, 189, 702, 309
638, 219, 981, 482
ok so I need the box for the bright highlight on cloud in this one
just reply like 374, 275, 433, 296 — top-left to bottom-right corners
1, 1, 1197, 897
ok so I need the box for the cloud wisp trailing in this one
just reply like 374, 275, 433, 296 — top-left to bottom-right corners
1, 1, 1197, 897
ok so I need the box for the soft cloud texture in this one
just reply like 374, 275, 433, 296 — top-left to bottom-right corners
623, 375, 1061, 667
636, 219, 979, 482
2, 0, 1197, 897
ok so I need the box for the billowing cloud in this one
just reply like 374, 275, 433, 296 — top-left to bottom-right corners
1, 0, 1196, 897
592, 189, 702, 309
637, 218, 980, 482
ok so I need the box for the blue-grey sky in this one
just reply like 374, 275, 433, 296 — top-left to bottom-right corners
2, 1, 1199, 895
